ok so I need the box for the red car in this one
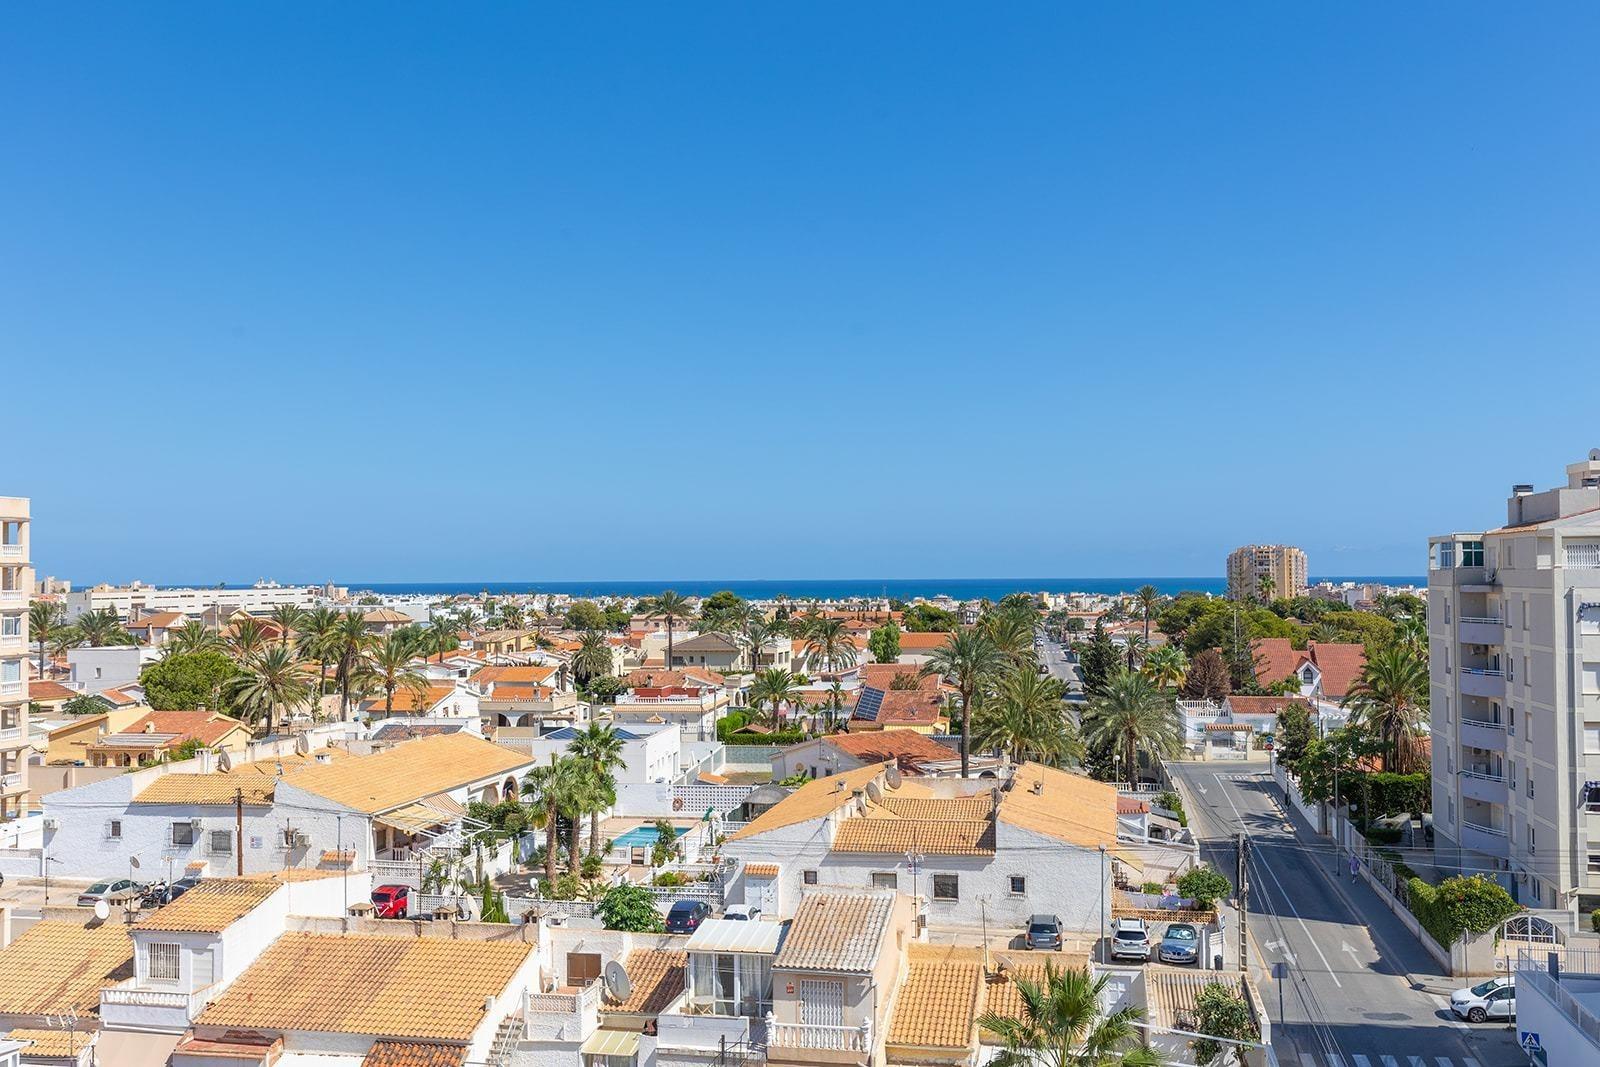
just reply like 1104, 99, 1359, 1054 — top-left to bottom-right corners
371, 884, 410, 918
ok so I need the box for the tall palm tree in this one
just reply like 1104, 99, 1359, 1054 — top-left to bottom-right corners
1141, 645, 1188, 691
1082, 669, 1181, 786
227, 644, 311, 736
331, 611, 373, 719
168, 619, 225, 657
500, 602, 527, 630
979, 962, 1158, 1067
1344, 644, 1429, 773
643, 590, 695, 666
425, 615, 460, 663
296, 607, 342, 701
226, 617, 271, 665
921, 628, 1007, 778
572, 630, 613, 686
1256, 574, 1276, 604
366, 631, 429, 716
267, 604, 305, 648
973, 669, 1081, 766
737, 613, 774, 674
568, 723, 626, 855
28, 601, 62, 678
522, 757, 580, 886
1395, 614, 1426, 654
1121, 634, 1148, 672
72, 607, 132, 647
802, 616, 858, 678
750, 668, 802, 730
983, 610, 1037, 668
1134, 585, 1161, 644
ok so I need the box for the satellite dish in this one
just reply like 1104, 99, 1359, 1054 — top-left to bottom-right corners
216, 749, 234, 772
865, 781, 883, 803
604, 960, 633, 1002
294, 734, 312, 755
93, 900, 110, 922
130, 856, 141, 869
884, 765, 902, 790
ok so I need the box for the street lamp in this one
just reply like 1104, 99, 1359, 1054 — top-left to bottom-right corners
1098, 845, 1107, 964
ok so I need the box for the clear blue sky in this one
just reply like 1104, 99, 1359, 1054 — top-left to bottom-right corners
5, 4, 1597, 584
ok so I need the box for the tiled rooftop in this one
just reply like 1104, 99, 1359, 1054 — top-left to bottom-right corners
137, 878, 280, 933
773, 892, 895, 973
0, 920, 133, 1016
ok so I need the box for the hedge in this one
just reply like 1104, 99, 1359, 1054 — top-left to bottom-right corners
722, 731, 807, 746
1406, 875, 1518, 948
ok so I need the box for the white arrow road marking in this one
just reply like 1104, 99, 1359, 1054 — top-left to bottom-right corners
1380, 1056, 1399, 1067
1266, 939, 1286, 952
1407, 1057, 1426, 1067
1341, 941, 1361, 958
1351, 1055, 1371, 1067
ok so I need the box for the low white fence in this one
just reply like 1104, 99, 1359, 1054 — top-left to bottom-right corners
1271, 762, 1326, 834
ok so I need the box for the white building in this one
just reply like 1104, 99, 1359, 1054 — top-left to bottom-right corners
1430, 451, 1600, 916
67, 645, 161, 695
517, 723, 680, 785
0, 497, 28, 823
63, 581, 324, 622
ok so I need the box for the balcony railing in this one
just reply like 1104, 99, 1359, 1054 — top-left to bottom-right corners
1461, 821, 1508, 837
1515, 950, 1600, 1054
768, 1019, 871, 1052
1566, 544, 1600, 570
1460, 717, 1504, 731
526, 983, 602, 1016
1460, 667, 1505, 677
1459, 616, 1503, 625
1461, 769, 1505, 782
0, 544, 21, 559
0, 772, 23, 794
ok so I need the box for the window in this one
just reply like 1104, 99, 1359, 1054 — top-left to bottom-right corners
1443, 599, 1451, 625
1437, 543, 1456, 570
1009, 875, 1027, 896
0, 660, 17, 684
1462, 541, 1484, 567
803, 870, 818, 886
1585, 665, 1600, 696
147, 942, 180, 981
1528, 826, 1537, 854
170, 822, 196, 847
871, 872, 897, 889
1528, 776, 1535, 799
932, 874, 959, 902
1586, 727, 1600, 755
209, 830, 233, 855
1508, 707, 1516, 736
0, 615, 19, 637
105, 819, 122, 841
1588, 851, 1600, 874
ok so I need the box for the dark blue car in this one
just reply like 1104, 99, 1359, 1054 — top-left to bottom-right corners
665, 900, 711, 933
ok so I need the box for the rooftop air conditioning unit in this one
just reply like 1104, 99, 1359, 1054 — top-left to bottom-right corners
189, 818, 204, 830
292, 831, 310, 848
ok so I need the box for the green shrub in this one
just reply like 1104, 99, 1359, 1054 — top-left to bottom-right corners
1140, 882, 1164, 895
1176, 865, 1232, 910
1365, 827, 1403, 845
1407, 875, 1518, 948
1591, 910, 1600, 934
1155, 790, 1188, 827
722, 730, 807, 746
595, 883, 665, 932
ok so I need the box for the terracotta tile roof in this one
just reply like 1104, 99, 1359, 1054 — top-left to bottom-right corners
114, 710, 249, 748
1145, 966, 1245, 1031
196, 932, 532, 1041
997, 762, 1118, 849
729, 763, 887, 840
1223, 695, 1304, 716
27, 680, 77, 701
281, 733, 530, 815
743, 863, 779, 878
1117, 797, 1150, 815
137, 878, 280, 933
361, 684, 457, 714
623, 668, 724, 689
126, 611, 185, 630
101, 687, 143, 707
1308, 641, 1366, 700
887, 944, 983, 1050
472, 665, 558, 685
832, 817, 994, 856
0, 920, 133, 1016
1205, 723, 1253, 732
897, 632, 956, 650
3, 1027, 92, 1058
822, 730, 957, 771
774, 892, 895, 973
978, 957, 1057, 1030
850, 688, 944, 726
878, 795, 992, 820
1250, 638, 1304, 687
483, 683, 555, 702
362, 609, 414, 624
363, 1040, 468, 1067
132, 748, 352, 806
608, 949, 686, 1015
858, 664, 938, 691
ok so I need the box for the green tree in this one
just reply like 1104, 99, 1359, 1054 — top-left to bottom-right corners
921, 627, 1007, 778
974, 669, 1081, 766
569, 723, 626, 856
295, 607, 341, 701
72, 607, 134, 647
566, 600, 607, 631
868, 621, 902, 664
586, 675, 627, 703
522, 757, 581, 886
331, 611, 373, 718
1190, 982, 1257, 1067
902, 603, 959, 632
1344, 644, 1429, 773
1141, 645, 1188, 691
573, 630, 613, 686
29, 600, 63, 678
366, 631, 428, 717
424, 614, 460, 663
1078, 621, 1121, 698
595, 882, 666, 932
267, 604, 305, 648
802, 616, 858, 677
164, 619, 223, 657
63, 694, 107, 716
480, 880, 510, 924
1276, 701, 1313, 766
228, 643, 312, 736
1180, 648, 1230, 701
1134, 585, 1161, 644
978, 962, 1157, 1067
1176, 865, 1233, 910
642, 590, 695, 666
750, 668, 802, 729
698, 590, 748, 633
1083, 670, 1181, 785
141, 650, 242, 713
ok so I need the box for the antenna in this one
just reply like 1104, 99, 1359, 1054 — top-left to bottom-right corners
217, 749, 233, 772
93, 899, 110, 922
885, 764, 902, 790
604, 960, 633, 1002
294, 734, 311, 755
865, 781, 883, 804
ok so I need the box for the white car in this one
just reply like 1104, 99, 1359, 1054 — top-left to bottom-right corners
1109, 918, 1151, 961
1450, 977, 1515, 1023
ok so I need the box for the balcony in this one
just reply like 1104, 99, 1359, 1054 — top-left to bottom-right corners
0, 589, 23, 608
1458, 617, 1505, 646
1460, 821, 1510, 859
1458, 668, 1505, 700
524, 983, 600, 1043
1460, 769, 1508, 804
100, 979, 215, 1033
1459, 717, 1507, 752
1566, 543, 1600, 570
769, 1019, 872, 1054
0, 772, 23, 796
0, 543, 20, 560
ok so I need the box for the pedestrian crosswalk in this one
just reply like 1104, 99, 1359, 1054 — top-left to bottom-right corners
1281, 1054, 1482, 1067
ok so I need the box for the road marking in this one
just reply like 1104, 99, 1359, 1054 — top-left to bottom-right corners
1435, 1058, 1454, 1067
1325, 1056, 1343, 1067
1406, 1058, 1425, 1067
1351, 1055, 1371, 1067
1380, 1056, 1399, 1067
1214, 775, 1342, 987
1463, 1058, 1480, 1067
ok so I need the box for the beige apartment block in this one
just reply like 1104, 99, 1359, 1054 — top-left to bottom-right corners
0, 496, 30, 821
1226, 543, 1307, 601
1429, 451, 1600, 920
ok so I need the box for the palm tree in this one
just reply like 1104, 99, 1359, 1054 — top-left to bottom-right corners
802, 616, 857, 678
1395, 614, 1426, 654
28, 601, 62, 678
736, 613, 775, 674
1082, 669, 1181, 786
367, 631, 429, 716
974, 669, 1081, 766
267, 604, 305, 648
573, 630, 613, 686
226, 617, 271, 664
921, 628, 1007, 778
642, 590, 695, 666
1309, 621, 1343, 645
1344, 644, 1430, 773
569, 723, 625, 855
500, 602, 526, 630
1141, 645, 1188, 691
168, 619, 225, 657
331, 611, 373, 719
425, 615, 460, 663
1121, 634, 1147, 672
983, 610, 1037, 668
750, 668, 802, 730
522, 757, 580, 886
1256, 574, 1276, 604
227, 644, 312, 736
979, 962, 1158, 1067
72, 607, 131, 647
1134, 585, 1161, 645
295, 607, 342, 701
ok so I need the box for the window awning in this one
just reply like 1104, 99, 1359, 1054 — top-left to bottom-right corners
375, 792, 466, 833
581, 1028, 641, 1058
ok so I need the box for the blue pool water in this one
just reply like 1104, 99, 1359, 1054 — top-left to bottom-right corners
614, 825, 683, 848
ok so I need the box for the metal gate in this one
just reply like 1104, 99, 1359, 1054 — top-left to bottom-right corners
799, 979, 844, 1027
1500, 915, 1557, 944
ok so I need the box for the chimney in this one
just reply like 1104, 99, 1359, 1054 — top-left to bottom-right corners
0, 904, 11, 949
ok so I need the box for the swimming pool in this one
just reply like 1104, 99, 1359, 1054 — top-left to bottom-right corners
614, 825, 683, 848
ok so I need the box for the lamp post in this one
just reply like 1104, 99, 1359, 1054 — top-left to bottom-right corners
1098, 845, 1107, 964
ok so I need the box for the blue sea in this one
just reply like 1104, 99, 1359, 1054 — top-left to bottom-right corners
333, 576, 1425, 600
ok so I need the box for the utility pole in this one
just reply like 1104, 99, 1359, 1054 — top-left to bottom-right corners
1236, 831, 1249, 971
1098, 845, 1107, 964
235, 788, 245, 876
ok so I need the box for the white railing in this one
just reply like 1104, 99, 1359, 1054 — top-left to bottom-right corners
0, 773, 22, 793
1459, 615, 1503, 625
1461, 769, 1505, 782
617, 695, 714, 706
1461, 821, 1508, 837
0, 726, 23, 745
526, 983, 602, 1016
0, 589, 24, 605
0, 681, 21, 697
1516, 950, 1600, 1053
0, 544, 22, 559
768, 1020, 871, 1052
1460, 667, 1504, 677
1565, 544, 1600, 570
1460, 717, 1504, 731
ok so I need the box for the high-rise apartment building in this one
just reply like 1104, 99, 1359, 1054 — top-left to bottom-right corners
1429, 451, 1600, 916
0, 497, 30, 822
1226, 544, 1307, 601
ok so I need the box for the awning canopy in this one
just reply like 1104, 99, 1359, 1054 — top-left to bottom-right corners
582, 1029, 641, 1058
375, 793, 466, 834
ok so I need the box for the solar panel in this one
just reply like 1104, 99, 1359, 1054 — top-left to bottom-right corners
854, 687, 885, 721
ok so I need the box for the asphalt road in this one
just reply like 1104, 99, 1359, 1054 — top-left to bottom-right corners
1166, 762, 1524, 1067
1039, 639, 1082, 689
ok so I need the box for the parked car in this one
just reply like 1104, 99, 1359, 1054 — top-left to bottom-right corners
1025, 914, 1064, 951
1158, 922, 1200, 964
1451, 977, 1515, 1023
1109, 918, 1151, 961
158, 876, 202, 906
665, 900, 711, 933
371, 884, 411, 919
723, 904, 762, 921
77, 879, 139, 908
